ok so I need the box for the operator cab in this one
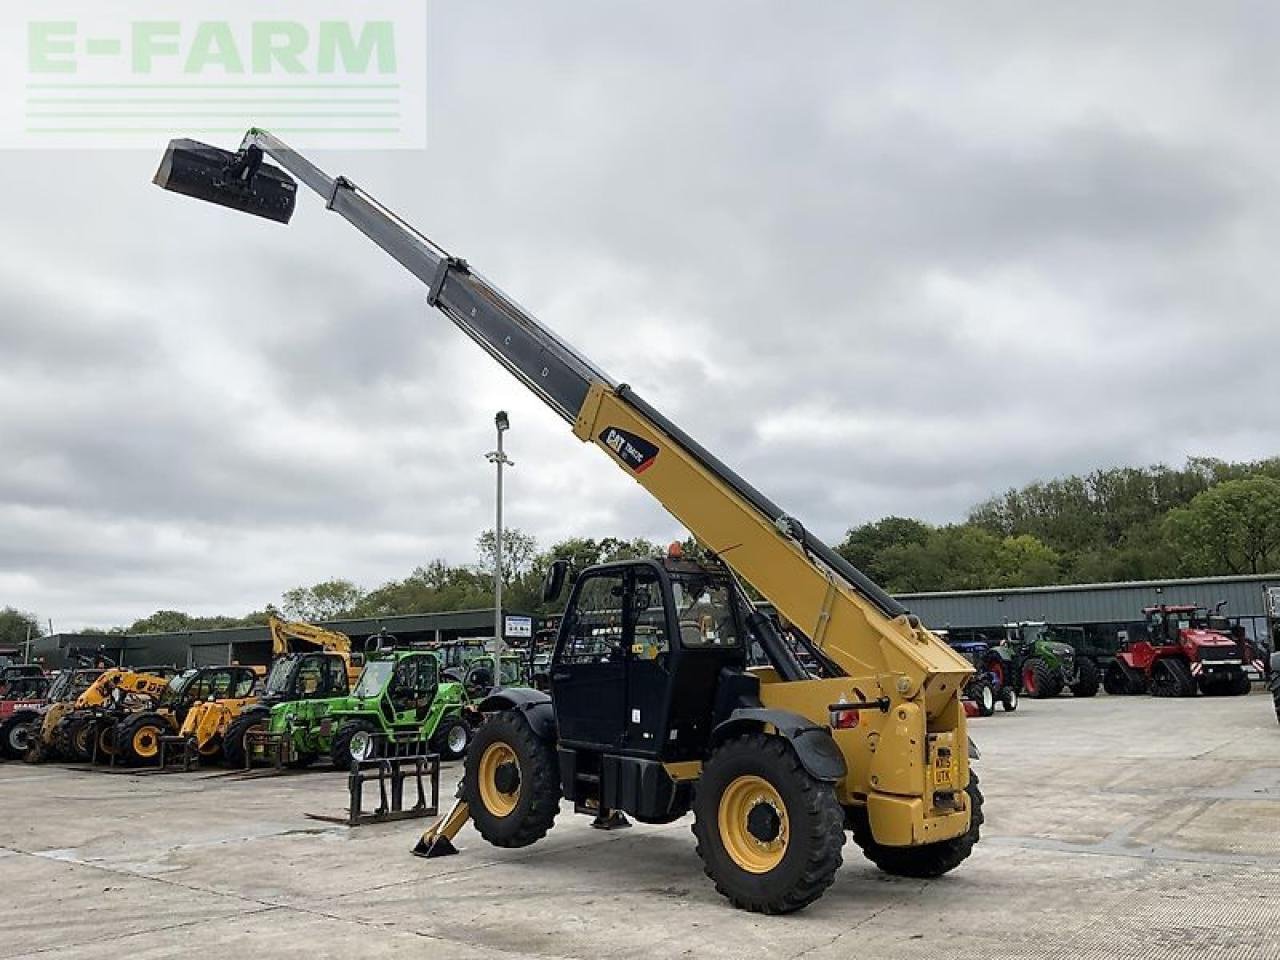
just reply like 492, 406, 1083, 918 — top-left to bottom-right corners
263, 652, 349, 703
551, 553, 749, 762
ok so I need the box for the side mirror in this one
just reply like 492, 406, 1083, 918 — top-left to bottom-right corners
542, 559, 571, 603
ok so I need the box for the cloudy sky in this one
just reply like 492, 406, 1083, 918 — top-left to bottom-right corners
3, 1, 1279, 629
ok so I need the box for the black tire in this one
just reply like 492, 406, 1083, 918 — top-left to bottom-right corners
1103, 661, 1132, 695
222, 707, 270, 768
65, 716, 95, 762
461, 709, 560, 848
1022, 658, 1060, 699
967, 681, 996, 717
330, 718, 380, 770
1270, 673, 1280, 725
1151, 658, 1195, 698
692, 733, 844, 914
1000, 687, 1019, 712
0, 714, 38, 760
850, 771, 984, 879
430, 716, 471, 761
116, 712, 169, 766
1070, 658, 1100, 698
1228, 669, 1252, 696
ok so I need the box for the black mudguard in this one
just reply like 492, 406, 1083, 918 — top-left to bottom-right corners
711, 707, 846, 783
477, 686, 557, 741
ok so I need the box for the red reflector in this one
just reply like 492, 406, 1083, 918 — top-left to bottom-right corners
831, 710, 858, 729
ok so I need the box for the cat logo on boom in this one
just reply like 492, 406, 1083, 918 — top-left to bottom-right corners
600, 427, 659, 473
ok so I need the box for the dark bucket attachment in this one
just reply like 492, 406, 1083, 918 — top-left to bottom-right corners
154, 139, 297, 224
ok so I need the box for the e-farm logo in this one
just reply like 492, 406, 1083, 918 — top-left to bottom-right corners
1, 1, 426, 149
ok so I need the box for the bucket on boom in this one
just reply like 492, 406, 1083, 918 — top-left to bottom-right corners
154, 139, 297, 224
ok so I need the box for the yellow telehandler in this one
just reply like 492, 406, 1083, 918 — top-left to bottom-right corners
156, 130, 980, 913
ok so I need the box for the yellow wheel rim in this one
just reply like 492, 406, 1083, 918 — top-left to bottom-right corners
73, 725, 92, 755
133, 725, 161, 759
717, 775, 789, 874
477, 742, 520, 817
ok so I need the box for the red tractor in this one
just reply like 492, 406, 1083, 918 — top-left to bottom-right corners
1104, 604, 1252, 697
0, 667, 52, 759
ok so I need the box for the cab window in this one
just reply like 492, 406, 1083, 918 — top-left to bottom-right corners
672, 575, 740, 648
563, 572, 626, 663
631, 568, 670, 659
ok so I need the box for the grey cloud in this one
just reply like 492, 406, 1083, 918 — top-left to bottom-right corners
3, 1, 1279, 626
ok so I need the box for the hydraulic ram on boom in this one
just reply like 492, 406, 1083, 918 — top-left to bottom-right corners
155, 130, 980, 914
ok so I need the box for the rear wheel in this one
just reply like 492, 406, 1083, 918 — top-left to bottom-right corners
117, 713, 168, 766
430, 716, 471, 761
850, 771, 984, 878
331, 718, 380, 769
692, 733, 844, 914
1022, 658, 1061, 699
967, 681, 996, 717
222, 708, 270, 768
1150, 658, 1195, 697
461, 710, 560, 848
1070, 658, 1100, 698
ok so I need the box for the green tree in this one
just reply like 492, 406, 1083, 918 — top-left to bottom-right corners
282, 579, 365, 622
1164, 476, 1280, 575
836, 517, 932, 583
0, 607, 42, 648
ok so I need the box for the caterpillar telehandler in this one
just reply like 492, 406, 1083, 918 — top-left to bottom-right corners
156, 130, 982, 914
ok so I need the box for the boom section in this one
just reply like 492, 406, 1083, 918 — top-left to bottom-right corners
201, 130, 971, 706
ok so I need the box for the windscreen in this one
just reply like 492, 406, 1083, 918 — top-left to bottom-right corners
265, 659, 296, 694
353, 660, 394, 698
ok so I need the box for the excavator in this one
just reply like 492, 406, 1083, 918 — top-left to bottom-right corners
155, 131, 980, 913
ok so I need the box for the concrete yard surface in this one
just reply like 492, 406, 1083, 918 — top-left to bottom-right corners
1, 692, 1277, 959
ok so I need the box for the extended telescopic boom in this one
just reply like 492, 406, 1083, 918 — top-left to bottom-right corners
154, 130, 971, 703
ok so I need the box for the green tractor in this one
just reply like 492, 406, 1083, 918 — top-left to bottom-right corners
226, 648, 476, 769
988, 622, 1099, 700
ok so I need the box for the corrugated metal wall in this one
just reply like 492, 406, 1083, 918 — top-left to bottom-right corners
897, 575, 1278, 630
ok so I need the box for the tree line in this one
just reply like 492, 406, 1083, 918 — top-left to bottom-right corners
837, 457, 1280, 593
5, 456, 1279, 642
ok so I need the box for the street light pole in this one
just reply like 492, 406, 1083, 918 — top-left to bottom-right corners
486, 411, 513, 689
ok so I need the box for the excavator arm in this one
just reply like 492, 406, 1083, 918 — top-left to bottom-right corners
267, 614, 351, 657
155, 131, 975, 842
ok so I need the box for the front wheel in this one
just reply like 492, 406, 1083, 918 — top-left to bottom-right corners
1000, 687, 1019, 712
330, 719, 380, 770
116, 713, 168, 766
222, 708, 270, 768
430, 716, 471, 761
461, 710, 560, 848
0, 715, 37, 759
850, 771, 984, 878
692, 733, 844, 914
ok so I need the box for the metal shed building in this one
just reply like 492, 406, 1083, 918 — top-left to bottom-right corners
895, 573, 1279, 655
33, 607, 534, 669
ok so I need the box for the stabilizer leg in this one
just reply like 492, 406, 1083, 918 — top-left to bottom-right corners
412, 799, 470, 858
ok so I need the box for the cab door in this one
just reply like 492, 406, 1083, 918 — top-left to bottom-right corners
552, 568, 628, 748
